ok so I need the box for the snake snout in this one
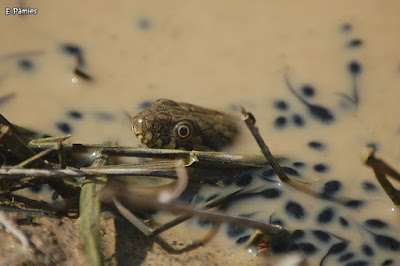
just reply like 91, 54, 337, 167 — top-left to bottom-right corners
131, 114, 145, 138
131, 113, 161, 146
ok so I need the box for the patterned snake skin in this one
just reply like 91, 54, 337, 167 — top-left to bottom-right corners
131, 99, 238, 151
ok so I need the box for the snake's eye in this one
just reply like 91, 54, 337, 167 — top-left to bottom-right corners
174, 121, 193, 141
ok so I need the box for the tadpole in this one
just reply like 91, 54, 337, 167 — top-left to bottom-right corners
284, 76, 334, 123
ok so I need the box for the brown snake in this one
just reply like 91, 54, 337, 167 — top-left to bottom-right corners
131, 99, 239, 151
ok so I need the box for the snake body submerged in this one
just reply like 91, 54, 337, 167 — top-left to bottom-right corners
131, 99, 238, 151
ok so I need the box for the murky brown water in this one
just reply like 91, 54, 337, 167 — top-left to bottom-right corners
1, 1, 400, 265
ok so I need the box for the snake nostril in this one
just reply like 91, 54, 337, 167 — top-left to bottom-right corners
131, 115, 145, 136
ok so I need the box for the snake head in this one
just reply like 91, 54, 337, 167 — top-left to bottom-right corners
132, 98, 238, 151
131, 100, 173, 148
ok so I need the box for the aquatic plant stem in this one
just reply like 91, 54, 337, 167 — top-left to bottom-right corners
80, 155, 108, 266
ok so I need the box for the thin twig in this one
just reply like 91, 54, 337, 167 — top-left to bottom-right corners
158, 159, 189, 203
240, 108, 289, 182
113, 187, 245, 237
29, 135, 71, 144
364, 150, 400, 182
240, 107, 351, 205
0, 114, 49, 168
103, 184, 287, 238
112, 197, 153, 236
364, 148, 400, 206
13, 145, 56, 168
57, 140, 67, 169
0, 167, 178, 178
28, 143, 281, 169
0, 165, 251, 186
0, 211, 30, 247
0, 210, 32, 264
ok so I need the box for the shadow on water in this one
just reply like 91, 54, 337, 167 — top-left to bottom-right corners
114, 214, 153, 266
